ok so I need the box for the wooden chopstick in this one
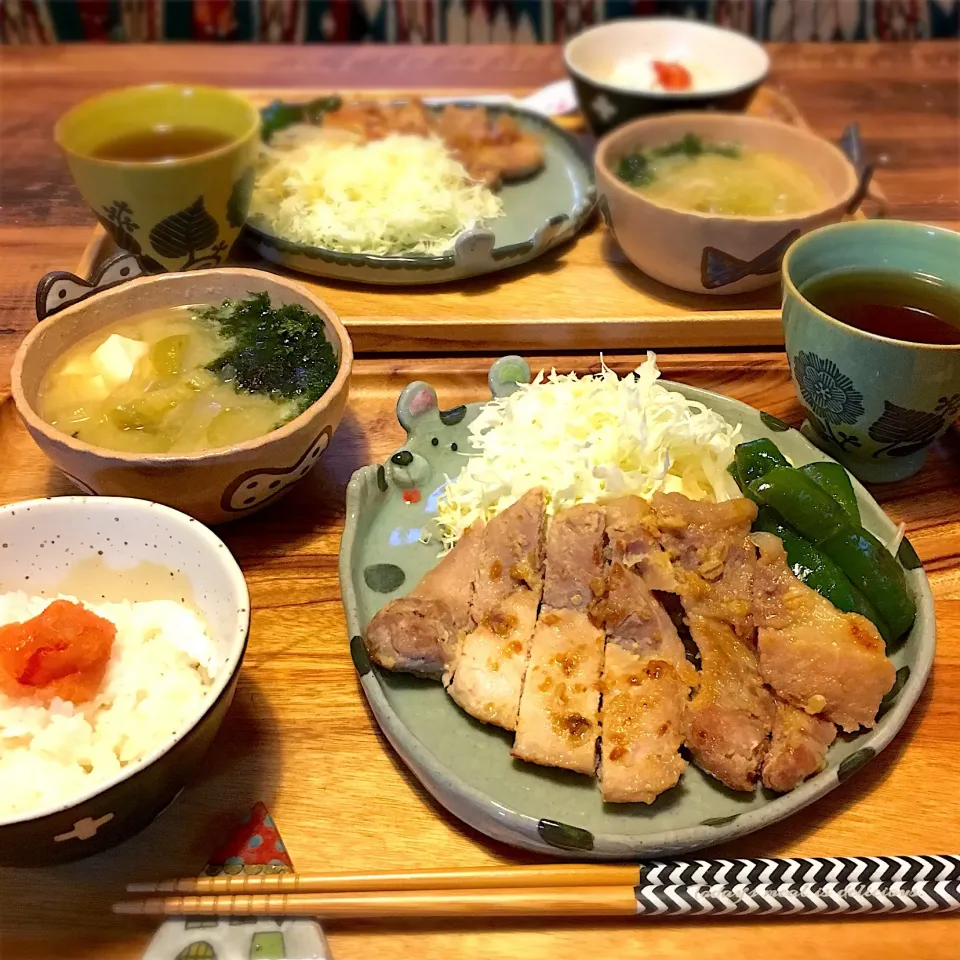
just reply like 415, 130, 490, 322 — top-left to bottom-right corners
128, 863, 641, 894
115, 885, 638, 918
115, 878, 960, 920
119, 857, 960, 921
127, 854, 960, 898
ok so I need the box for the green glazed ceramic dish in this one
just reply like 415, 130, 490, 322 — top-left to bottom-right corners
245, 99, 596, 285
56, 84, 260, 273
339, 357, 934, 859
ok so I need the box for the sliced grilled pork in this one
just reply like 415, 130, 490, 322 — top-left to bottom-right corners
594, 559, 696, 804
447, 590, 541, 729
753, 532, 895, 733
647, 493, 774, 791
364, 598, 460, 677
599, 646, 688, 804
513, 504, 606, 774
762, 700, 837, 793
447, 489, 547, 730
684, 612, 775, 791
604, 496, 677, 593
651, 493, 758, 640
363, 521, 484, 677
472, 488, 547, 616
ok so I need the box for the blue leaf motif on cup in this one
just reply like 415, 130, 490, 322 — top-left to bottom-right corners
792, 351, 865, 452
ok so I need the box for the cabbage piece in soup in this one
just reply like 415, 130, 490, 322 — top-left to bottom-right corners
38, 294, 336, 454
615, 134, 827, 217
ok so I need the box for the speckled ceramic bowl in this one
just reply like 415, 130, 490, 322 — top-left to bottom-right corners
595, 112, 864, 295
565, 18, 769, 136
0, 496, 249, 866
12, 263, 353, 524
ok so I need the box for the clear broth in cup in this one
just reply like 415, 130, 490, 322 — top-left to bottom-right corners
800, 269, 960, 345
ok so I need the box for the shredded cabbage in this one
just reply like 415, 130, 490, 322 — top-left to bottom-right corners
250, 133, 504, 256
435, 353, 742, 550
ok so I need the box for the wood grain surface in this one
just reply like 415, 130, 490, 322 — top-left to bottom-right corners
2, 42, 960, 382
2, 353, 959, 960
1, 42, 959, 960
75, 84, 827, 354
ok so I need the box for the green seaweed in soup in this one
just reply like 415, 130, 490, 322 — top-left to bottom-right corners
202, 292, 338, 413
615, 133, 826, 217
38, 293, 338, 455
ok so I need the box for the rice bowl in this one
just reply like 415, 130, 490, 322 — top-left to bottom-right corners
0, 593, 221, 819
0, 496, 249, 866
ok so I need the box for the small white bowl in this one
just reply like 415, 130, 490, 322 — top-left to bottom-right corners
0, 496, 249, 865
565, 18, 770, 135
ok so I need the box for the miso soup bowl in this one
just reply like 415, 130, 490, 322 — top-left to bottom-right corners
11, 264, 353, 524
595, 112, 864, 295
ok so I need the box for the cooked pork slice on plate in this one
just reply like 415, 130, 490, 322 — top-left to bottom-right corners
364, 597, 460, 677
473, 488, 548, 617
595, 563, 694, 679
762, 699, 837, 793
753, 532, 896, 733
363, 522, 484, 677
448, 589, 540, 730
594, 561, 695, 804
540, 503, 606, 612
604, 496, 677, 593
684, 612, 775, 792
447, 489, 548, 730
513, 504, 606, 774
416, 520, 485, 633
598, 645, 688, 804
512, 607, 605, 773
651, 493, 758, 639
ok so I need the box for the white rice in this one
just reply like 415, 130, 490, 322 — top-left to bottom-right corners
0, 592, 221, 820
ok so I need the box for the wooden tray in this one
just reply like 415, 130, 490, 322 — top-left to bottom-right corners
1, 351, 958, 960
76, 86, 864, 354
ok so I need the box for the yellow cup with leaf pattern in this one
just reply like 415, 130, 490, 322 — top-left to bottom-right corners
55, 84, 260, 272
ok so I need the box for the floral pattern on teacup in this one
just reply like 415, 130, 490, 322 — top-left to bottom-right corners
792, 351, 865, 452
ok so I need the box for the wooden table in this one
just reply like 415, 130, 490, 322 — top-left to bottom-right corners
1, 42, 959, 960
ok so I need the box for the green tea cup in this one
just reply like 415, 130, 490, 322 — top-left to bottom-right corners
782, 220, 960, 482
56, 84, 260, 272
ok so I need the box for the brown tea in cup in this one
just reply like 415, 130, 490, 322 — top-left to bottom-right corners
800, 269, 960, 346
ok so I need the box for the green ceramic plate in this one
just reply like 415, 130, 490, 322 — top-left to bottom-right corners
244, 99, 595, 285
339, 358, 934, 859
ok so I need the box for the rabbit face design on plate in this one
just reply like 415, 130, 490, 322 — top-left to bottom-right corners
221, 427, 332, 513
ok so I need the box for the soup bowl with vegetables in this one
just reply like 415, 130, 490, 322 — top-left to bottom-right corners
595, 112, 864, 295
12, 266, 353, 524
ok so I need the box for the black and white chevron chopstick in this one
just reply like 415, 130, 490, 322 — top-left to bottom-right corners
638, 854, 960, 889
633, 879, 960, 917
